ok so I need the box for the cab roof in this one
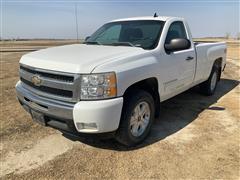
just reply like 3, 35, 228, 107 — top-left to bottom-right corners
110, 16, 183, 22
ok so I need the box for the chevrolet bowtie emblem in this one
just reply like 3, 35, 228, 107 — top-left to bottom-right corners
31, 75, 42, 86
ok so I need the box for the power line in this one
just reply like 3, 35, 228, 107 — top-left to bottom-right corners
74, 3, 79, 41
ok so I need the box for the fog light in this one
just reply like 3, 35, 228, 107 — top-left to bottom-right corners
76, 122, 97, 130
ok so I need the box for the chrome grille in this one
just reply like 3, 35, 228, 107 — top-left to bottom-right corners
20, 65, 74, 82
19, 65, 81, 102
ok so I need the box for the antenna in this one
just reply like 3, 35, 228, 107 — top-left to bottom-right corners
74, 3, 79, 41
154, 13, 158, 17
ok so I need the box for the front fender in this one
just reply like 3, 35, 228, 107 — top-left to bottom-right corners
92, 53, 161, 97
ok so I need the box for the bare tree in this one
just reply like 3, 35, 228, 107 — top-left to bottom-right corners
237, 32, 240, 40
225, 32, 231, 39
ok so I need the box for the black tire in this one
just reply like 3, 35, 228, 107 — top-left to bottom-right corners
199, 65, 219, 96
115, 90, 155, 146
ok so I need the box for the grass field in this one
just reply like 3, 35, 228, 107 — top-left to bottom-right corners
0, 39, 239, 179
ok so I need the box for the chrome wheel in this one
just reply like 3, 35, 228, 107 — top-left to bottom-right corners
130, 101, 151, 137
210, 71, 217, 91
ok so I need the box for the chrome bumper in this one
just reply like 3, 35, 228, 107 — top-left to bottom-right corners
16, 81, 119, 137
16, 81, 74, 120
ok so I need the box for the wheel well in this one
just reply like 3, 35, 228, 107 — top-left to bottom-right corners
123, 78, 160, 118
213, 57, 222, 81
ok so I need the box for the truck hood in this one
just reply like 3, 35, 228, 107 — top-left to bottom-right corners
20, 44, 145, 73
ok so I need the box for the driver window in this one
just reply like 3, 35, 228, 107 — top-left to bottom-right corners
165, 21, 187, 44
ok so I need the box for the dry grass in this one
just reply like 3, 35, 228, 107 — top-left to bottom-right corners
0, 39, 239, 179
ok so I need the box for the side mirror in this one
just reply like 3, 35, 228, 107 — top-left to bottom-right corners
165, 38, 191, 52
85, 36, 90, 41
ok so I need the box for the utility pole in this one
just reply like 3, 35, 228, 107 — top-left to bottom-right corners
75, 3, 79, 41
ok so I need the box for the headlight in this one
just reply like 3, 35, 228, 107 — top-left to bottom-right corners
80, 72, 117, 100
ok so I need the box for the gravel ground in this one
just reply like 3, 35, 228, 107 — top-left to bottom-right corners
0, 40, 239, 179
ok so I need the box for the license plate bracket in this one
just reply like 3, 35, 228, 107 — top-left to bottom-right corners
31, 110, 46, 126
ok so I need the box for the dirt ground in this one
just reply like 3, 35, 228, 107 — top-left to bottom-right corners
0, 39, 239, 179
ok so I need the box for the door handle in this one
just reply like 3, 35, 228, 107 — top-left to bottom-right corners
186, 56, 194, 61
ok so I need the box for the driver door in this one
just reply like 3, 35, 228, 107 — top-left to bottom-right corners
161, 21, 196, 97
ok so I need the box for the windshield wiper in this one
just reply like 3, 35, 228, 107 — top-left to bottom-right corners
83, 41, 102, 45
111, 42, 136, 47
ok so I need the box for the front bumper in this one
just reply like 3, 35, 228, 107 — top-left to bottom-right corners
16, 81, 123, 134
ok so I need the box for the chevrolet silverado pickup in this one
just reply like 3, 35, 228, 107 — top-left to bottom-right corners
16, 16, 227, 146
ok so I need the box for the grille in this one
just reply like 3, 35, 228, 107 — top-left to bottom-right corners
20, 65, 74, 82
19, 65, 79, 102
20, 78, 73, 98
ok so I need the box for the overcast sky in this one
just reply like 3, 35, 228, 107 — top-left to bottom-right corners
1, 0, 239, 39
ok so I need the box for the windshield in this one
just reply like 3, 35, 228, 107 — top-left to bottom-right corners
86, 20, 164, 50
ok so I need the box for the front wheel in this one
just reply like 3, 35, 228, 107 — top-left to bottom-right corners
115, 90, 155, 146
199, 66, 219, 96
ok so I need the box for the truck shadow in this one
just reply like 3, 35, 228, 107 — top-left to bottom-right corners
63, 78, 239, 151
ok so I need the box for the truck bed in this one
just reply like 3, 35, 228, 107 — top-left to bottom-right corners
193, 41, 227, 84
194, 41, 223, 46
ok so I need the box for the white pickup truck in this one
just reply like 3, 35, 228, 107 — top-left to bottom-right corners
16, 16, 227, 146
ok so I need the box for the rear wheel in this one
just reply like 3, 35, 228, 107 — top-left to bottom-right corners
199, 65, 219, 95
116, 90, 155, 146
